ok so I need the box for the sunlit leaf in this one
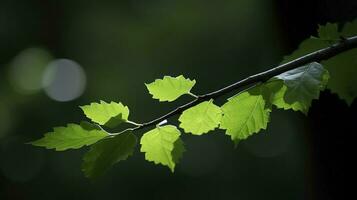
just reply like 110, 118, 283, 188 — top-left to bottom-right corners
30, 123, 107, 151
80, 101, 130, 128
178, 99, 222, 135
140, 125, 184, 171
145, 75, 196, 102
220, 90, 271, 144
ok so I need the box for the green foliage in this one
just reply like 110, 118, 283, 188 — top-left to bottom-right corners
80, 101, 130, 128
266, 81, 307, 112
324, 48, 357, 104
322, 20, 357, 105
82, 133, 137, 179
140, 125, 184, 172
282, 38, 328, 63
30, 20, 357, 179
220, 88, 271, 144
274, 62, 329, 114
179, 99, 222, 135
318, 23, 339, 41
30, 123, 107, 151
341, 19, 357, 37
145, 75, 196, 102
283, 20, 357, 104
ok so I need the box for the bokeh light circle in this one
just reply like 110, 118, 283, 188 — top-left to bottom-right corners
42, 59, 86, 102
8, 48, 52, 94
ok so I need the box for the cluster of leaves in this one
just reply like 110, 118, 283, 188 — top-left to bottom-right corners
30, 20, 357, 179
284, 20, 357, 105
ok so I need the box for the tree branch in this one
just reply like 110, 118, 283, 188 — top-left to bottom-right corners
125, 36, 357, 133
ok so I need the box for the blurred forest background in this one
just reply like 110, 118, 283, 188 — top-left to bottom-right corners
0, 0, 356, 200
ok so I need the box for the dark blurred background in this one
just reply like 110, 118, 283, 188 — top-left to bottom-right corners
0, 0, 356, 199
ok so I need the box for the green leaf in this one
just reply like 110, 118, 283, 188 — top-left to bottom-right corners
82, 132, 137, 179
178, 99, 222, 135
323, 49, 357, 105
281, 22, 341, 63
282, 37, 328, 63
318, 23, 339, 41
274, 62, 329, 113
266, 80, 307, 112
80, 101, 130, 128
140, 125, 184, 172
30, 123, 107, 151
145, 75, 196, 102
280, 21, 357, 104
172, 138, 185, 164
322, 20, 357, 105
341, 19, 357, 37
220, 90, 271, 144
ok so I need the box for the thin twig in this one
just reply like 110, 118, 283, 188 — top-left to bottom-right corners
115, 36, 357, 134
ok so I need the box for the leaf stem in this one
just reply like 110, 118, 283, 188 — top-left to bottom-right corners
126, 120, 143, 126
187, 92, 199, 99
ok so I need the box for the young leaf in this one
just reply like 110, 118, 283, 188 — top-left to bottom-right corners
30, 123, 107, 151
178, 99, 222, 135
140, 125, 184, 172
80, 101, 130, 128
220, 90, 271, 144
145, 75, 196, 102
82, 132, 137, 179
275, 62, 329, 114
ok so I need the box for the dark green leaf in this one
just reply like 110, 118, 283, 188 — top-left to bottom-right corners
82, 133, 137, 179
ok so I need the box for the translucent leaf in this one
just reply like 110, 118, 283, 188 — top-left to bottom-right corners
275, 62, 329, 114
178, 99, 222, 135
140, 125, 184, 171
80, 101, 130, 128
82, 132, 137, 179
30, 123, 107, 151
145, 75, 196, 102
220, 90, 271, 144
